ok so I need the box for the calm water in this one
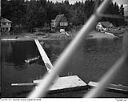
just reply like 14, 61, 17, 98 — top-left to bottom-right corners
1, 38, 128, 97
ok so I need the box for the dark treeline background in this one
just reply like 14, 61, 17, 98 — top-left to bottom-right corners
1, 0, 125, 32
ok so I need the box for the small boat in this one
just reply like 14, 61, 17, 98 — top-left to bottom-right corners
25, 56, 40, 64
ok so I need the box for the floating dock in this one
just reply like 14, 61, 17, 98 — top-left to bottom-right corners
11, 75, 87, 93
34, 75, 87, 92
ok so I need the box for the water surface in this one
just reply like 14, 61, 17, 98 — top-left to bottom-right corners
1, 38, 128, 97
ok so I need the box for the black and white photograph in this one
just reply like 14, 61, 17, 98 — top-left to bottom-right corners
1, 0, 128, 99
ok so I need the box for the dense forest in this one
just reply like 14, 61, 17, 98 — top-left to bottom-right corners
1, 0, 125, 32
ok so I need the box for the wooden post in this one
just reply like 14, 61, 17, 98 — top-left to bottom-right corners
122, 24, 128, 68
123, 26, 128, 55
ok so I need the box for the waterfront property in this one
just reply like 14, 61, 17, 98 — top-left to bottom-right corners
0, 17, 12, 34
96, 21, 114, 32
51, 14, 68, 32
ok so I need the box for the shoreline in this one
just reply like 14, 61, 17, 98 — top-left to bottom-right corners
1, 32, 122, 42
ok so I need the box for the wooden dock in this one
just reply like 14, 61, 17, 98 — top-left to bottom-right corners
11, 75, 87, 93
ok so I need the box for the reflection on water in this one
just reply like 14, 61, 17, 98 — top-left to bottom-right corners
2, 41, 39, 65
1, 38, 128, 97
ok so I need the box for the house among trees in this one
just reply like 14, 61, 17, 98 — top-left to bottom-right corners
96, 21, 114, 32
0, 17, 12, 33
51, 14, 68, 32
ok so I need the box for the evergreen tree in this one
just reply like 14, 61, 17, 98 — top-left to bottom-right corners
2, 0, 125, 32
119, 5, 124, 16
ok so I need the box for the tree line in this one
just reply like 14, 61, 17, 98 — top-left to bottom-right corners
1, 0, 125, 32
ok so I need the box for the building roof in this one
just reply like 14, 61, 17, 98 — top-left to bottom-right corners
99, 21, 113, 28
54, 14, 67, 27
55, 14, 64, 22
0, 17, 12, 23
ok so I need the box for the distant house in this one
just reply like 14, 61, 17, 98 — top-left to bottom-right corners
96, 21, 113, 32
51, 14, 68, 31
0, 17, 12, 33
